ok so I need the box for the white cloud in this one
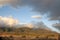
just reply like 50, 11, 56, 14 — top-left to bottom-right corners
25, 23, 34, 28
31, 15, 41, 19
0, 16, 19, 27
19, 23, 34, 28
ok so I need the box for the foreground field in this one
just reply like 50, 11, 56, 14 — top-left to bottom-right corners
0, 27, 59, 40
0, 32, 59, 40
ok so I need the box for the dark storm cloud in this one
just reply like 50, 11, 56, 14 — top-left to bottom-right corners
52, 23, 60, 30
1, 0, 60, 20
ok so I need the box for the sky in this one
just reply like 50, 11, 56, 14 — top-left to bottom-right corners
0, 6, 41, 23
0, 5, 59, 33
0, 0, 60, 33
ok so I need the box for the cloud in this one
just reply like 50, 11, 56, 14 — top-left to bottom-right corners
32, 21, 49, 29
31, 15, 41, 19
48, 17, 60, 21
24, 23, 34, 28
52, 23, 60, 30
8, 0, 60, 21
0, 0, 60, 21
19, 23, 34, 28
0, 0, 11, 7
0, 16, 19, 27
18, 21, 50, 30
